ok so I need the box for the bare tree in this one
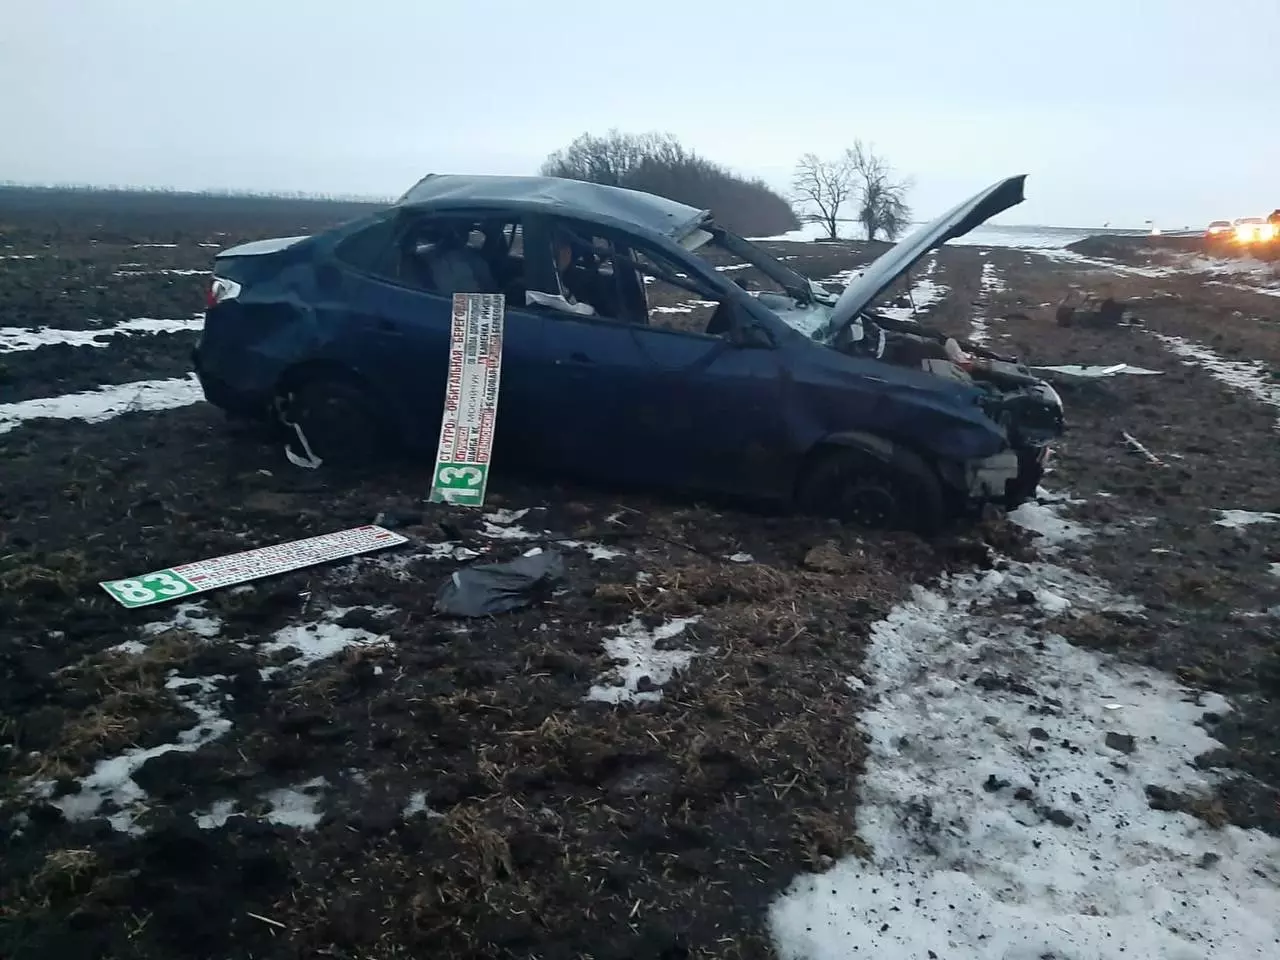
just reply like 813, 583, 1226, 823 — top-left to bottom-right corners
846, 140, 913, 241
791, 153, 856, 240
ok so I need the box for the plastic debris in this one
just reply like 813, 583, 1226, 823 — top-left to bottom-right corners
434, 550, 566, 617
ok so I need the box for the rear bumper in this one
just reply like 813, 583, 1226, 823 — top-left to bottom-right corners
192, 347, 269, 418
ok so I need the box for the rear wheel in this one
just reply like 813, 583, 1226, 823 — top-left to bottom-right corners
798, 444, 946, 535
282, 376, 391, 468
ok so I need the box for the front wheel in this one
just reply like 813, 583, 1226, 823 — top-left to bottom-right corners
798, 445, 946, 535
281, 376, 391, 468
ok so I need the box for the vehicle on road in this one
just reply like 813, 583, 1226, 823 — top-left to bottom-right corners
194, 173, 1063, 533
1233, 217, 1276, 245
1205, 220, 1233, 239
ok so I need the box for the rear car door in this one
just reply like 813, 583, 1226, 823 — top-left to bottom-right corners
323, 211, 547, 467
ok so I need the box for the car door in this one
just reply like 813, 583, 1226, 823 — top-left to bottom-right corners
625, 243, 793, 500
321, 211, 547, 468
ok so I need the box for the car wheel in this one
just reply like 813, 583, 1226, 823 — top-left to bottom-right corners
799, 445, 946, 535
283, 376, 390, 468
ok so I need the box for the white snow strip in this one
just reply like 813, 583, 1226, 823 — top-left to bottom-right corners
587, 616, 703, 704
263, 777, 328, 829
980, 260, 1007, 294
261, 606, 390, 670
0, 316, 205, 353
1214, 509, 1280, 530
769, 541, 1280, 959
727, 552, 754, 563
39, 673, 231, 835
716, 262, 751, 272
1152, 333, 1280, 428
132, 243, 179, 248
0, 374, 204, 434
1205, 280, 1280, 298
0, 253, 39, 260
114, 268, 209, 277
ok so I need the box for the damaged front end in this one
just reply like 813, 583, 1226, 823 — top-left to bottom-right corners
836, 315, 1064, 511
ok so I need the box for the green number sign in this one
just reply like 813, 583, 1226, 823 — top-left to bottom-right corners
430, 462, 489, 506
100, 570, 198, 608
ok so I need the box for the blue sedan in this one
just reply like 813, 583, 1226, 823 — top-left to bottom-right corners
193, 173, 1063, 533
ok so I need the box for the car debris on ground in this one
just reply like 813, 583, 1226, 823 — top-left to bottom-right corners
434, 548, 567, 617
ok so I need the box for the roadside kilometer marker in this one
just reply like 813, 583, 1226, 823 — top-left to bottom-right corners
99, 525, 409, 608
430, 292, 505, 507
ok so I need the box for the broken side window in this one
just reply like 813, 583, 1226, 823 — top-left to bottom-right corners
354, 214, 518, 298
631, 247, 726, 336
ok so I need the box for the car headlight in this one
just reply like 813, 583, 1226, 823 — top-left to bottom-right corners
1261, 224, 1277, 241
1235, 225, 1254, 241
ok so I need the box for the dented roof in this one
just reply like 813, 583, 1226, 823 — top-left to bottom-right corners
394, 174, 709, 241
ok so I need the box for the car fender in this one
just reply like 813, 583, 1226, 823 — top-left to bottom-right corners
818, 429, 897, 462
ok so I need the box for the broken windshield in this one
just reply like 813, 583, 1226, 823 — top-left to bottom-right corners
688, 227, 839, 339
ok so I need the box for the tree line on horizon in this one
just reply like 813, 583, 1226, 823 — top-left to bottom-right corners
2, 134, 915, 241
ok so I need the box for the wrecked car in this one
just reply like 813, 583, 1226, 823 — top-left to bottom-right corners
193, 172, 1063, 532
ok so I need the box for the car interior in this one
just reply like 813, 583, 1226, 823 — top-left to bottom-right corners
387, 212, 736, 338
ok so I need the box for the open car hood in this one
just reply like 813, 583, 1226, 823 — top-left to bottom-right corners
826, 175, 1027, 336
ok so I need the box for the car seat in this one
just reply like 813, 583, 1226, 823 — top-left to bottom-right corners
423, 227, 497, 295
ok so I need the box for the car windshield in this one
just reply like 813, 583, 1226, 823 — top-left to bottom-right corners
684, 229, 840, 339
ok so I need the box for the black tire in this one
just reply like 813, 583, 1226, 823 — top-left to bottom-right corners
284, 376, 390, 468
798, 444, 946, 535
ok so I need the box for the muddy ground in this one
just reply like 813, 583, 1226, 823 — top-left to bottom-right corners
1, 199, 1278, 959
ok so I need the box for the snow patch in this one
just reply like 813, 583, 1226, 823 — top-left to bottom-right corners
40, 674, 231, 835
587, 617, 704, 704
1008, 500, 1089, 548
261, 607, 389, 670
768, 555, 1280, 960
1215, 509, 1280, 530
0, 316, 205, 353
0, 374, 204, 434
1153, 333, 1280, 428
403, 791, 444, 819
263, 777, 328, 830
141, 601, 223, 639
193, 799, 240, 829
559, 539, 627, 561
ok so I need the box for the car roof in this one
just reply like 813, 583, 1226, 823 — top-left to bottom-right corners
394, 174, 709, 241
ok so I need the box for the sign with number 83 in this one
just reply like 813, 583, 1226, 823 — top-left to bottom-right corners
100, 570, 197, 608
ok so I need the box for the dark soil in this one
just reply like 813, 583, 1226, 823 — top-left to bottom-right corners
2, 200, 1278, 959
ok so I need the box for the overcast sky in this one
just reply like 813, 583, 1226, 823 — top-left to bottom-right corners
3, 0, 1276, 227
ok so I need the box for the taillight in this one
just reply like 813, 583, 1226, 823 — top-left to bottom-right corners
207, 276, 242, 309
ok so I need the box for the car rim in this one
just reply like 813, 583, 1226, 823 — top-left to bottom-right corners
840, 481, 898, 528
